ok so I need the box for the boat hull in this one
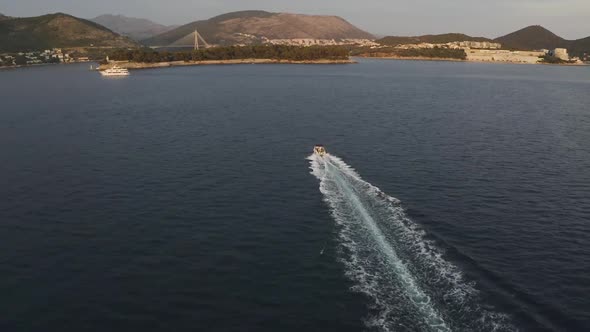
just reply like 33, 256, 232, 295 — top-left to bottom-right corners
100, 66, 130, 76
100, 72, 129, 77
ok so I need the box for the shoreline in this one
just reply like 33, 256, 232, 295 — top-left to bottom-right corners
0, 60, 92, 71
356, 55, 589, 66
99, 58, 356, 70
357, 55, 465, 63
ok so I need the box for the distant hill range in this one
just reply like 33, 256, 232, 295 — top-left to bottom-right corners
1, 10, 588, 58
91, 14, 178, 41
0, 13, 138, 52
379, 26, 589, 57
143, 10, 374, 47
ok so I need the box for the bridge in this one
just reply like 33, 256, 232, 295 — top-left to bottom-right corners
150, 30, 210, 50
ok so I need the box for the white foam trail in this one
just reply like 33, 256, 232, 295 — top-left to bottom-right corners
309, 153, 517, 332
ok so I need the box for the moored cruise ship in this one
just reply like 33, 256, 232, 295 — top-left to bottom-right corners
100, 65, 130, 77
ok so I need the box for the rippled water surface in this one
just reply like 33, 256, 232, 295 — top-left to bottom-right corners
1, 60, 589, 331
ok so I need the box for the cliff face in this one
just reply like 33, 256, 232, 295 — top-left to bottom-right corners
143, 11, 374, 46
0, 13, 139, 52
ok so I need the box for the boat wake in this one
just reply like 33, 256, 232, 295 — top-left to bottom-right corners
309, 153, 517, 332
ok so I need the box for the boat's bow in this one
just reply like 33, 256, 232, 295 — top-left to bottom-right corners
314, 145, 327, 156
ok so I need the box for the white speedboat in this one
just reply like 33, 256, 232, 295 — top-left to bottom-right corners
100, 65, 130, 77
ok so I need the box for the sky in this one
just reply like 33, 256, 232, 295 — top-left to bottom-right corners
1, 0, 589, 39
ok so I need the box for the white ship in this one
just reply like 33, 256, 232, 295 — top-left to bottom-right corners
100, 65, 130, 77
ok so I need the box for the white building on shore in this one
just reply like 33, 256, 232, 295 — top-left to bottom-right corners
548, 48, 569, 60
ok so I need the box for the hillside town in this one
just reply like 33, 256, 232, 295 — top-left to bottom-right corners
175, 32, 585, 65
266, 38, 379, 47
367, 41, 585, 64
391, 41, 502, 50
0, 48, 90, 68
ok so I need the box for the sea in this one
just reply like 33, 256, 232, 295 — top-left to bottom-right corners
1, 59, 589, 332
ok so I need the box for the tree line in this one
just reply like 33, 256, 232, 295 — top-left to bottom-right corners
352, 46, 467, 60
108, 45, 350, 63
538, 54, 574, 64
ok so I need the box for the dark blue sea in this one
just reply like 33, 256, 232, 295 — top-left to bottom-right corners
1, 60, 589, 332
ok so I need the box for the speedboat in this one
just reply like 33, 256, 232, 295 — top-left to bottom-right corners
100, 65, 130, 77
314, 145, 326, 156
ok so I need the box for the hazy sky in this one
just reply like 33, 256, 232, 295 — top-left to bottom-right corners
1, 0, 588, 39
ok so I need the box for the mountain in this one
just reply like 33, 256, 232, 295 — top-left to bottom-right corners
494, 25, 589, 57
494, 26, 568, 50
143, 10, 374, 46
569, 36, 590, 57
91, 14, 177, 41
378, 33, 492, 46
0, 13, 139, 52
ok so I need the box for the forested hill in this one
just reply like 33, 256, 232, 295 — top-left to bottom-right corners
108, 45, 350, 62
0, 13, 138, 52
494, 26, 568, 50
494, 25, 590, 56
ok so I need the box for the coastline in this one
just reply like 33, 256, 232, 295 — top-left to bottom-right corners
99, 58, 356, 70
356, 55, 465, 62
0, 60, 92, 71
356, 55, 589, 66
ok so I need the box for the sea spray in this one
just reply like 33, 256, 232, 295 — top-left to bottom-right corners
309, 153, 517, 332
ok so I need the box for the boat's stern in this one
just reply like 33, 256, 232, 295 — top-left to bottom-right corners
314, 145, 327, 157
